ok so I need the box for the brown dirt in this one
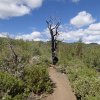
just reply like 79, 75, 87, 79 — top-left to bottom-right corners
43, 67, 76, 100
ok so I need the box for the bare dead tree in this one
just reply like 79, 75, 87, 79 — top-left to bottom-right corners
46, 18, 60, 65
7, 37, 18, 65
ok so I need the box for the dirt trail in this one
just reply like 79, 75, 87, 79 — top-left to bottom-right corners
44, 67, 76, 100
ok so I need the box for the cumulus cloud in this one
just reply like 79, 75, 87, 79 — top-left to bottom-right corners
88, 23, 100, 31
59, 23, 100, 44
70, 11, 95, 27
15, 31, 41, 41
0, 0, 44, 19
83, 35, 100, 44
58, 29, 84, 42
0, 32, 8, 37
15, 30, 50, 41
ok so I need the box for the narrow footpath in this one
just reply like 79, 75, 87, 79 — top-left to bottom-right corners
44, 67, 76, 100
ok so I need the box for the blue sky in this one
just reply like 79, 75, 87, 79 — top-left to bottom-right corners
0, 0, 100, 44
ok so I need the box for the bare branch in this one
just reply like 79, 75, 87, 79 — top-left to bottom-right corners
7, 37, 18, 65
46, 17, 60, 65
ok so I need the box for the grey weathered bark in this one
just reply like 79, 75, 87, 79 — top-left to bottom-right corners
7, 37, 18, 65
46, 19, 60, 65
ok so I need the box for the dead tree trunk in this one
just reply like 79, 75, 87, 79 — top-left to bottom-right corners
9, 42, 18, 65
7, 38, 18, 65
46, 19, 60, 65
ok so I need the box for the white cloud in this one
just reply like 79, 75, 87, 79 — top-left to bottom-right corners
0, 32, 8, 37
88, 23, 100, 31
70, 11, 95, 27
83, 35, 100, 44
34, 38, 49, 41
72, 0, 80, 3
58, 23, 100, 44
15, 30, 49, 41
25, 0, 43, 8
0, 0, 44, 19
58, 29, 85, 42
15, 31, 41, 41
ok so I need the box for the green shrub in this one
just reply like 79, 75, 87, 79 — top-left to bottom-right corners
0, 71, 24, 99
65, 60, 100, 100
23, 64, 54, 94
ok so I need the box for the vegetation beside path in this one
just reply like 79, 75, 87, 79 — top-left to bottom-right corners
0, 37, 100, 100
56, 41, 100, 100
0, 38, 53, 100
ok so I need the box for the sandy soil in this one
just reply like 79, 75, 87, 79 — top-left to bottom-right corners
43, 67, 76, 100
